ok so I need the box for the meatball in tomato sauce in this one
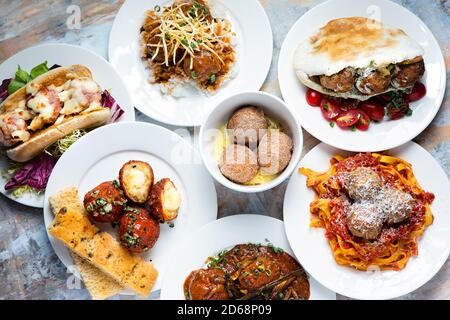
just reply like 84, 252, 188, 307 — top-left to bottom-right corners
84, 181, 127, 223
119, 207, 160, 253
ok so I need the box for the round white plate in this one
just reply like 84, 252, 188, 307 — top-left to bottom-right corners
278, 0, 445, 152
283, 141, 450, 300
43, 122, 217, 295
160, 214, 336, 300
0, 43, 136, 208
109, 0, 273, 127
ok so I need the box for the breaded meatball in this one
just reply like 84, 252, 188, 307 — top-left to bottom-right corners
84, 181, 127, 223
379, 187, 415, 224
341, 167, 382, 201
227, 106, 268, 147
356, 70, 391, 95
185, 269, 229, 300
392, 60, 425, 89
183, 49, 222, 84
119, 207, 160, 253
147, 178, 181, 222
319, 67, 355, 93
257, 130, 293, 175
347, 201, 383, 240
219, 144, 259, 184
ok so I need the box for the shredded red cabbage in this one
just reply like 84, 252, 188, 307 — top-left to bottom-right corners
0, 78, 12, 102
5, 153, 56, 191
102, 90, 125, 123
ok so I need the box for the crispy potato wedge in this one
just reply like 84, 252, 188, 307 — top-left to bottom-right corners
119, 160, 154, 204
147, 178, 181, 222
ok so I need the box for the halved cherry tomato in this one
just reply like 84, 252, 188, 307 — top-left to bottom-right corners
305, 89, 323, 106
320, 98, 340, 121
359, 99, 385, 121
336, 110, 360, 128
407, 82, 426, 102
355, 110, 371, 131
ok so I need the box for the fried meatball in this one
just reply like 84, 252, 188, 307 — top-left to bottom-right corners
147, 178, 181, 222
258, 130, 293, 175
185, 269, 229, 300
219, 144, 259, 184
356, 70, 391, 95
379, 187, 415, 224
227, 106, 268, 147
84, 181, 127, 223
347, 201, 383, 240
392, 60, 425, 89
319, 67, 355, 93
341, 167, 382, 201
183, 49, 222, 84
119, 207, 160, 253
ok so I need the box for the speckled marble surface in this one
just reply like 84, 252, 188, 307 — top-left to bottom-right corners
0, 0, 448, 300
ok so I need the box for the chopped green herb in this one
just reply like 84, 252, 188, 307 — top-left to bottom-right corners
180, 38, 189, 47
278, 292, 284, 300
154, 5, 161, 12
350, 125, 357, 132
191, 71, 198, 79
112, 180, 121, 189
95, 198, 107, 206
168, 222, 175, 228
406, 108, 413, 116
209, 73, 216, 84
329, 122, 335, 128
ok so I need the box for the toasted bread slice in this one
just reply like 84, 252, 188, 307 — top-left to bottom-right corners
49, 187, 124, 300
48, 201, 158, 297
119, 160, 154, 203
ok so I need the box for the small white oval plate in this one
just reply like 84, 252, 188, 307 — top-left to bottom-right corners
0, 43, 136, 208
283, 141, 450, 299
278, 0, 445, 152
160, 214, 336, 300
43, 122, 217, 295
109, 0, 273, 127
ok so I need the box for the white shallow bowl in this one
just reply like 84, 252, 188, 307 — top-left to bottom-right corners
199, 91, 303, 193
283, 141, 450, 300
44, 122, 218, 295
0, 43, 135, 208
160, 214, 336, 300
109, 0, 273, 127
278, 0, 446, 152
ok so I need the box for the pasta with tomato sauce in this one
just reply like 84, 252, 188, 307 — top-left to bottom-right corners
300, 152, 434, 271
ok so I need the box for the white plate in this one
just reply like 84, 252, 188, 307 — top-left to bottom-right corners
283, 141, 450, 299
0, 43, 136, 208
109, 0, 273, 127
278, 0, 446, 152
43, 122, 217, 295
160, 214, 336, 300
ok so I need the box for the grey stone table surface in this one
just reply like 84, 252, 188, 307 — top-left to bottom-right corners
0, 0, 449, 300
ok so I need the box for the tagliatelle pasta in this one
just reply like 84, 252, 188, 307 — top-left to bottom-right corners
300, 152, 434, 271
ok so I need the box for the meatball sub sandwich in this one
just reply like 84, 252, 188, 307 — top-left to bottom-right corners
0, 64, 110, 162
293, 17, 425, 100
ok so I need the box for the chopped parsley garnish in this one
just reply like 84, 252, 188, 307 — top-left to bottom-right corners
209, 73, 216, 84
154, 5, 161, 12
329, 122, 335, 128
